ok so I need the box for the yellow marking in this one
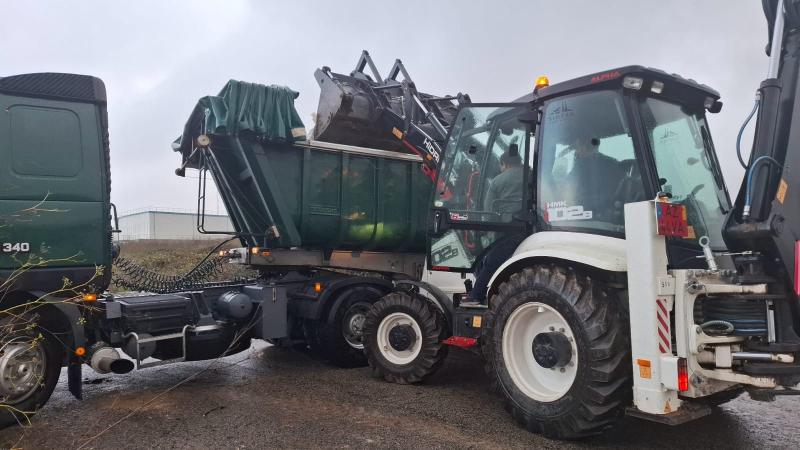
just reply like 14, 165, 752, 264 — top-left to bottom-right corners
472, 315, 482, 328
686, 225, 696, 239
664, 401, 673, 413
777, 179, 789, 204
392, 127, 403, 139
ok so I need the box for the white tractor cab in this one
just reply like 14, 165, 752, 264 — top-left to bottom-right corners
362, 66, 799, 438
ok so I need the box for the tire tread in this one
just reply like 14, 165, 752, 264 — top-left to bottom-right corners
483, 264, 631, 439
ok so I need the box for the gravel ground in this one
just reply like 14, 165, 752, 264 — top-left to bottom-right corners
1, 342, 799, 449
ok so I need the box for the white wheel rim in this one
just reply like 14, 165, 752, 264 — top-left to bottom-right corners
502, 302, 578, 402
376, 312, 422, 365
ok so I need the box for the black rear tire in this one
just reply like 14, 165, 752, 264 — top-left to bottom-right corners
363, 291, 448, 384
315, 286, 383, 368
483, 265, 631, 439
0, 311, 64, 428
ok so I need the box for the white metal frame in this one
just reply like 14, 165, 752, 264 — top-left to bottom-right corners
624, 201, 683, 414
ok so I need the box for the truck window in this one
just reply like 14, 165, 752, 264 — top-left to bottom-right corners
10, 105, 83, 177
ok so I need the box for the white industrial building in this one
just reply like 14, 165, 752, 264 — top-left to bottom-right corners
117, 208, 234, 241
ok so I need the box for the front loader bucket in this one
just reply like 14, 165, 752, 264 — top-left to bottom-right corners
312, 51, 463, 153
312, 67, 404, 151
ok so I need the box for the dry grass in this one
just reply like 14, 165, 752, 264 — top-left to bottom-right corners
110, 239, 256, 292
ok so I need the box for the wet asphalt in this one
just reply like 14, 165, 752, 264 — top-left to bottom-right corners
1, 341, 799, 449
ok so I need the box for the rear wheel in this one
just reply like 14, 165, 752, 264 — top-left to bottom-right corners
0, 311, 64, 428
363, 291, 447, 384
484, 265, 630, 439
316, 286, 383, 367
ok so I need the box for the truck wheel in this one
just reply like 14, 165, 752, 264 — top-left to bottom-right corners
316, 286, 383, 367
363, 291, 447, 384
0, 313, 64, 428
483, 265, 630, 439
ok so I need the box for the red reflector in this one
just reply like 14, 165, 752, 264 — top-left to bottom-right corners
677, 358, 689, 392
431, 266, 448, 271
794, 241, 800, 295
442, 336, 477, 348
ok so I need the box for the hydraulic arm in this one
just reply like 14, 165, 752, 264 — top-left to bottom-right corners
726, 0, 800, 335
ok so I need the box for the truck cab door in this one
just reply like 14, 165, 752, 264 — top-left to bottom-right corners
428, 104, 533, 272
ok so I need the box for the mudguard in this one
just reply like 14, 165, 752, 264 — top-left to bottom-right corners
488, 231, 627, 293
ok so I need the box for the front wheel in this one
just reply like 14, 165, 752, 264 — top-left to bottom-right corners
363, 291, 447, 384
483, 265, 631, 439
0, 311, 64, 428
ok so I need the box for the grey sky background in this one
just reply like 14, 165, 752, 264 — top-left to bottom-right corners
1, 1, 768, 213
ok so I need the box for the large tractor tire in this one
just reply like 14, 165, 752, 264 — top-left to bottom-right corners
315, 285, 384, 368
0, 311, 64, 428
363, 291, 448, 384
483, 265, 631, 439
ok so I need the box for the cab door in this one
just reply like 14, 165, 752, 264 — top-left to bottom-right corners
428, 104, 532, 272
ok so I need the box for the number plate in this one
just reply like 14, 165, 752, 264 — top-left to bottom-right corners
655, 202, 689, 238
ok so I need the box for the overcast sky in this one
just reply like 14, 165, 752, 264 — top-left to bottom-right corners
1, 0, 768, 213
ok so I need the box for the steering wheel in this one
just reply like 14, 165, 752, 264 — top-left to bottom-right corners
610, 159, 645, 220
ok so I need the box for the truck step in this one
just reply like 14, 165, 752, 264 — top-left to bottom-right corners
124, 327, 188, 370
458, 301, 488, 309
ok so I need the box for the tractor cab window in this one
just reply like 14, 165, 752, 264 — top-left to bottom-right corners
431, 104, 529, 270
639, 97, 728, 249
436, 105, 527, 221
538, 90, 645, 235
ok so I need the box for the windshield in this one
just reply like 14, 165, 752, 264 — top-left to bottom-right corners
639, 97, 729, 249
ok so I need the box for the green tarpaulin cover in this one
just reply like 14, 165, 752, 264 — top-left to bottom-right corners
174, 79, 306, 153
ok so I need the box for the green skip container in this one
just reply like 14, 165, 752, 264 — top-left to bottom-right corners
174, 80, 431, 254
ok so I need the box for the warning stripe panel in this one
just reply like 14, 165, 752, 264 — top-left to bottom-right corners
656, 298, 671, 354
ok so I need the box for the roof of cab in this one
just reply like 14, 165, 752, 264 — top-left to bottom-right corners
513, 65, 720, 103
0, 72, 106, 103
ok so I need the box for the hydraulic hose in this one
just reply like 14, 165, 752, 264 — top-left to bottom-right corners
736, 98, 760, 169
112, 237, 241, 293
700, 320, 735, 335
743, 155, 782, 219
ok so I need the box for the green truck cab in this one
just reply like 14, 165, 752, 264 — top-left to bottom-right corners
0, 73, 114, 425
0, 72, 114, 294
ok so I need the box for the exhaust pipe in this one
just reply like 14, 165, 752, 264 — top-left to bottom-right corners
89, 345, 134, 374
